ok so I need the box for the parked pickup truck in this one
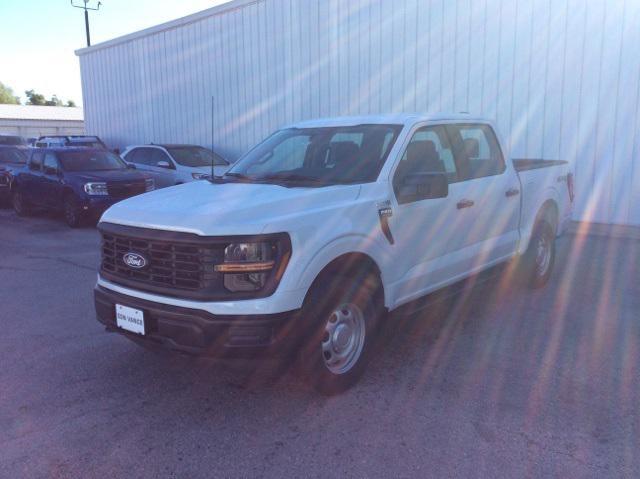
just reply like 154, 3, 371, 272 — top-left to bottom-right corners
94, 114, 573, 394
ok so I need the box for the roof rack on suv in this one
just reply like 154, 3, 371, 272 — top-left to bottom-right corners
35, 135, 107, 149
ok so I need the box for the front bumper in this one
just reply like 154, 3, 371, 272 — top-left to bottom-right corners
81, 196, 120, 217
94, 286, 301, 357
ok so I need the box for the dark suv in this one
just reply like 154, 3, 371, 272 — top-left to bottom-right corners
0, 146, 29, 205
12, 148, 154, 227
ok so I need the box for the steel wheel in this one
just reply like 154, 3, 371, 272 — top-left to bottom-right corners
297, 273, 384, 395
535, 233, 552, 277
521, 219, 556, 289
321, 303, 366, 375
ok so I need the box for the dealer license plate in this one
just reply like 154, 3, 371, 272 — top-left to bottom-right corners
115, 304, 145, 335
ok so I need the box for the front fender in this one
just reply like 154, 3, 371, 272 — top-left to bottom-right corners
293, 234, 393, 308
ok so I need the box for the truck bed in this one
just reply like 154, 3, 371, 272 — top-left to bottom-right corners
512, 159, 568, 172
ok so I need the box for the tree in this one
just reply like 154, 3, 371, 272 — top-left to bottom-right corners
44, 95, 63, 107
25, 89, 46, 106
24, 90, 76, 107
0, 82, 20, 104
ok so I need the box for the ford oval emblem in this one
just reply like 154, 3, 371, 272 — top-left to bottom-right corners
123, 252, 147, 269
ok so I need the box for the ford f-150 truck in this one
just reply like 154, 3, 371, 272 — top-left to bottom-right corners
94, 114, 573, 394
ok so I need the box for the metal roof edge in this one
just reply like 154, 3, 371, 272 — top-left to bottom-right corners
75, 0, 262, 56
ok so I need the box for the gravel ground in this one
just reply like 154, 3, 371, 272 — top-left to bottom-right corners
1, 208, 639, 478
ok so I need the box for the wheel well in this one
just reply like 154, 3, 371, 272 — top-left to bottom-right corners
536, 200, 559, 234
306, 253, 385, 306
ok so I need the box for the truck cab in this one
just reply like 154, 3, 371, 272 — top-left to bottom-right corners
94, 114, 573, 394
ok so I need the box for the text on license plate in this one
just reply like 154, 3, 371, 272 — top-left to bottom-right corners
115, 304, 145, 335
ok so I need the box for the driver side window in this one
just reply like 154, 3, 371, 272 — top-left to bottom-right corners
393, 126, 457, 204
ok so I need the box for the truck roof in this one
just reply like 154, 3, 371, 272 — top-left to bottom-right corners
286, 113, 489, 129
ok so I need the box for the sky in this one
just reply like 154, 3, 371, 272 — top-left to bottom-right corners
0, 0, 228, 106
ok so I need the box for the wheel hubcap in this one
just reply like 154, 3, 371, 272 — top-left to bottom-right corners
321, 303, 366, 375
535, 234, 551, 276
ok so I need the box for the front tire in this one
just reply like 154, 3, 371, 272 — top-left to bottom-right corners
297, 274, 384, 395
63, 194, 82, 228
521, 220, 556, 289
12, 190, 32, 216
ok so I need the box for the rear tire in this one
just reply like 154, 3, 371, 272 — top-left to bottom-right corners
12, 190, 32, 217
63, 194, 82, 228
520, 220, 556, 289
296, 273, 384, 395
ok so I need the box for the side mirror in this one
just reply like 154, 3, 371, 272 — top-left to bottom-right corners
398, 172, 448, 203
156, 160, 171, 169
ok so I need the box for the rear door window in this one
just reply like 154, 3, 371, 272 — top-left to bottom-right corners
29, 152, 44, 171
446, 124, 506, 180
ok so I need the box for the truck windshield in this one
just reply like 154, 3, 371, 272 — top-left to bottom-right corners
226, 124, 402, 186
58, 151, 127, 172
0, 148, 28, 164
167, 146, 229, 167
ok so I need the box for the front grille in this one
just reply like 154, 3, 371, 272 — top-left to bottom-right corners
98, 223, 291, 301
101, 231, 224, 294
107, 181, 146, 199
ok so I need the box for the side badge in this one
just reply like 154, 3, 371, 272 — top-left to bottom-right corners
377, 200, 395, 245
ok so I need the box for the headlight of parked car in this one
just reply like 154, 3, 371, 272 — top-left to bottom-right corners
145, 178, 155, 192
84, 182, 108, 195
215, 238, 290, 293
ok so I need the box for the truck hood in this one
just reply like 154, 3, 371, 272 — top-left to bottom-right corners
100, 180, 361, 235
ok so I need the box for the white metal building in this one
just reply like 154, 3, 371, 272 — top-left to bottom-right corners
76, 0, 640, 225
0, 104, 85, 139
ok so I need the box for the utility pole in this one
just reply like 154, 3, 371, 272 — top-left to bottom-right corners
70, 0, 102, 47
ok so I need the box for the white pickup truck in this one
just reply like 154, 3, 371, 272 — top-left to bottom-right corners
94, 114, 573, 394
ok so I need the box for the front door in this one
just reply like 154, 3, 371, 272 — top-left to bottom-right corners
387, 124, 469, 306
41, 152, 65, 208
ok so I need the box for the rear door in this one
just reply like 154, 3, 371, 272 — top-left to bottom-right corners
445, 123, 520, 270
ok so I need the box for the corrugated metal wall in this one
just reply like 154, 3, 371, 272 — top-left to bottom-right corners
77, 0, 640, 225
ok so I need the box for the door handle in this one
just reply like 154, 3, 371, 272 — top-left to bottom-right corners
457, 199, 475, 210
505, 188, 520, 198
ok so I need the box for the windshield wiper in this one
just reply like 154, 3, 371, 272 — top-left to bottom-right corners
223, 172, 253, 180
258, 173, 328, 184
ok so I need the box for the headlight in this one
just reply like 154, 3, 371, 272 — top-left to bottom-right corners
145, 178, 155, 191
192, 172, 209, 180
215, 242, 278, 292
84, 182, 108, 195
